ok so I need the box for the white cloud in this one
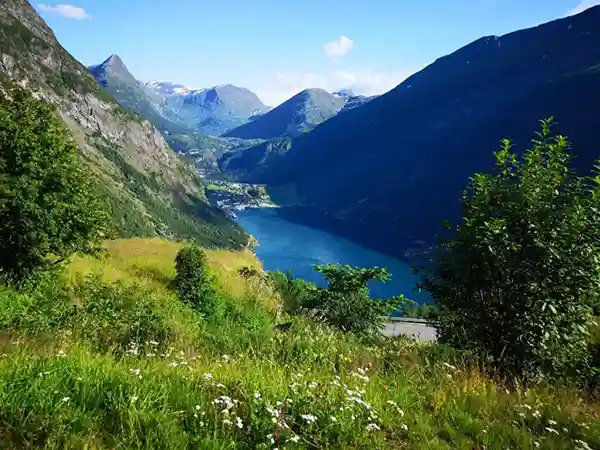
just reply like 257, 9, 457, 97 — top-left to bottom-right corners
37, 4, 91, 19
324, 36, 355, 58
566, 0, 600, 16
255, 70, 413, 107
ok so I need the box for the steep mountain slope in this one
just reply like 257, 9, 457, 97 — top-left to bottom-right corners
222, 88, 369, 140
0, 0, 247, 249
145, 82, 270, 135
232, 6, 600, 257
89, 55, 191, 136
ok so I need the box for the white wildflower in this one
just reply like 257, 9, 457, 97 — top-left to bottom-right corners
167, 362, 179, 367
401, 423, 408, 431
545, 427, 559, 435
267, 433, 275, 444
222, 419, 232, 426
300, 413, 317, 424
61, 397, 71, 402
57, 350, 67, 357
308, 381, 318, 389
288, 434, 300, 443
366, 423, 381, 431
330, 416, 338, 422
215, 383, 226, 388
547, 419, 557, 425
195, 404, 201, 411
235, 416, 243, 429
149, 340, 159, 346
203, 372, 213, 380
254, 392, 261, 399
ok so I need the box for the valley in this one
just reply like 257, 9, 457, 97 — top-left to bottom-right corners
1, 1, 600, 448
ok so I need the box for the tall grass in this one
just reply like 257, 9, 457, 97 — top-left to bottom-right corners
0, 238, 598, 449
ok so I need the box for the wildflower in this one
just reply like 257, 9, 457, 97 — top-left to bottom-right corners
271, 417, 277, 424
386, 400, 398, 407
401, 423, 408, 431
518, 412, 526, 418
222, 419, 232, 426
366, 423, 381, 431
575, 439, 592, 450
199, 421, 205, 427
352, 373, 370, 382
288, 434, 300, 443
203, 372, 213, 380
300, 414, 317, 424
195, 404, 201, 411
267, 434, 275, 444
235, 416, 243, 429
254, 392, 261, 399
276, 401, 283, 406
308, 381, 318, 389
532, 410, 541, 418
221, 409, 230, 415
330, 416, 338, 422
76, 377, 83, 381
57, 350, 67, 357
222, 354, 231, 362
533, 441, 540, 448
61, 397, 71, 403
149, 340, 159, 346
547, 419, 557, 425
215, 383, 226, 388
167, 362, 179, 367
442, 362, 457, 371
545, 427, 559, 435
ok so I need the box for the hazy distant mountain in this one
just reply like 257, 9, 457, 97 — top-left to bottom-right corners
223, 88, 374, 140
144, 82, 270, 135
89, 55, 190, 135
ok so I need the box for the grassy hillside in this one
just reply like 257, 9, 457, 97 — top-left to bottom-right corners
0, 238, 598, 449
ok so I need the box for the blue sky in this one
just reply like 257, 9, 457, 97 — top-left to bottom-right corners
36, 0, 598, 106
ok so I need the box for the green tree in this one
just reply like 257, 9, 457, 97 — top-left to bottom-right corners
0, 87, 109, 284
419, 119, 600, 381
306, 264, 405, 337
174, 245, 220, 317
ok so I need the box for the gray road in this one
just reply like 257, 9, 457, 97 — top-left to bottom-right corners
382, 318, 437, 342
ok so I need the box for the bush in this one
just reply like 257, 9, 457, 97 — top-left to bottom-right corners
174, 245, 220, 318
268, 270, 316, 313
0, 88, 110, 284
304, 264, 405, 337
419, 120, 600, 381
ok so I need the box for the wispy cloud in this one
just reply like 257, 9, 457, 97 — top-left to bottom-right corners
37, 4, 91, 20
255, 70, 413, 107
324, 36, 355, 58
566, 0, 600, 16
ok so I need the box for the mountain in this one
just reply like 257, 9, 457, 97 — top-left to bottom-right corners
144, 82, 270, 135
0, 0, 247, 249
89, 55, 191, 136
227, 6, 600, 258
223, 88, 373, 140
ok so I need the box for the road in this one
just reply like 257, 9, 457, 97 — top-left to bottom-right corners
382, 318, 437, 342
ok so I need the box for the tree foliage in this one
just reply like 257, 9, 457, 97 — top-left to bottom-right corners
0, 87, 109, 283
174, 245, 219, 317
419, 119, 600, 381
306, 264, 405, 337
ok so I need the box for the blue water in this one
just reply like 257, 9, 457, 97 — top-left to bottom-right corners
236, 208, 430, 302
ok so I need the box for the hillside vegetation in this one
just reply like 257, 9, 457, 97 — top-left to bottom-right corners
0, 238, 598, 449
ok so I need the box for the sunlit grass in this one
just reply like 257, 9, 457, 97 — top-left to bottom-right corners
0, 238, 598, 449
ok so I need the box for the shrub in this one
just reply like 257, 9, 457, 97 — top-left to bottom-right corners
174, 245, 220, 318
0, 88, 110, 284
305, 264, 405, 337
268, 270, 316, 313
419, 120, 600, 381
